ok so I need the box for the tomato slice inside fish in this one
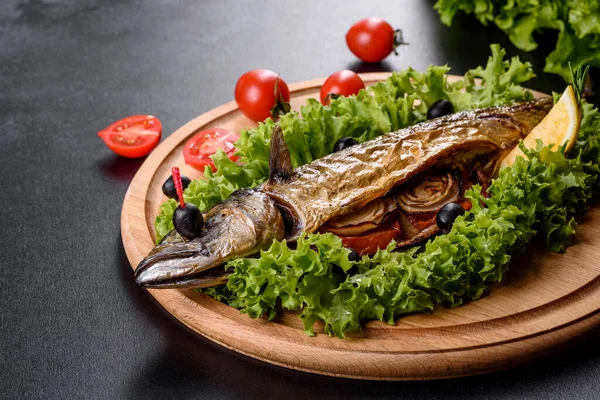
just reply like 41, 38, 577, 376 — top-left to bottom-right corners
340, 216, 402, 256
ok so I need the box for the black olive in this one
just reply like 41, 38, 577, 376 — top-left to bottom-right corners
347, 248, 360, 262
436, 202, 465, 234
173, 203, 204, 239
162, 175, 191, 199
333, 137, 359, 152
427, 99, 454, 120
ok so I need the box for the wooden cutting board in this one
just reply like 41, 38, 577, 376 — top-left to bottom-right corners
121, 73, 600, 380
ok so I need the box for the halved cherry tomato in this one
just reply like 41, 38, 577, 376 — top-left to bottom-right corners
340, 217, 402, 256
98, 115, 162, 158
183, 128, 239, 172
320, 70, 365, 105
346, 18, 401, 63
235, 69, 290, 122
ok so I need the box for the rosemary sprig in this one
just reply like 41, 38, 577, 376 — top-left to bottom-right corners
569, 62, 590, 106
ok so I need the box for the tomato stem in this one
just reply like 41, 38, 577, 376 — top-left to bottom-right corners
392, 29, 408, 56
171, 166, 186, 208
271, 76, 291, 120
324, 93, 341, 106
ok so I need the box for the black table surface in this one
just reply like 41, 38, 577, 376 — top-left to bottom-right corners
2, 1, 600, 399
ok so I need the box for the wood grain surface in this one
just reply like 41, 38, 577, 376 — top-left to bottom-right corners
121, 73, 600, 380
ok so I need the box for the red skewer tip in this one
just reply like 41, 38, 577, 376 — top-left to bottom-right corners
171, 167, 185, 208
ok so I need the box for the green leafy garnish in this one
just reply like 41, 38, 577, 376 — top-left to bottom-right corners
570, 62, 590, 105
434, 0, 600, 81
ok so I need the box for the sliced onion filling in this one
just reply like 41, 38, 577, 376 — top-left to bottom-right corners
318, 165, 488, 254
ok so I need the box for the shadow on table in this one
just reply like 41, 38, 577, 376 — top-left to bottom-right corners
98, 154, 146, 183
123, 310, 600, 399
345, 60, 395, 74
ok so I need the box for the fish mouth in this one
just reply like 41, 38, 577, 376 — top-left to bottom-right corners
136, 268, 232, 289
136, 269, 232, 289
134, 239, 232, 289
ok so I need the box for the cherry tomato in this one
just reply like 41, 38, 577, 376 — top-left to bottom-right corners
183, 128, 239, 172
340, 217, 402, 256
235, 69, 290, 122
320, 70, 365, 105
98, 115, 162, 158
346, 17, 401, 63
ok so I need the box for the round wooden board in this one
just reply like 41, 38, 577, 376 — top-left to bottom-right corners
121, 73, 600, 380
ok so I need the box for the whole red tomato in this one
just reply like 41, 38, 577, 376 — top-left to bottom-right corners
320, 70, 365, 105
346, 18, 404, 63
234, 69, 290, 122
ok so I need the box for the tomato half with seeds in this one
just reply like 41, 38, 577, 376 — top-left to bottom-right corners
183, 128, 239, 172
98, 115, 162, 158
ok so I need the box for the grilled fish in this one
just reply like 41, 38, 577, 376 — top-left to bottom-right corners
135, 97, 552, 289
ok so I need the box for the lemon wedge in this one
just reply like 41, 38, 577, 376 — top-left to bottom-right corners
498, 86, 581, 171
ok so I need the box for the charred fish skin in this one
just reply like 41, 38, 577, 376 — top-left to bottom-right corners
134, 97, 552, 289
261, 97, 553, 239
134, 189, 285, 289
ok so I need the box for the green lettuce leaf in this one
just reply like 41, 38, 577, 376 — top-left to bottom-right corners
545, 26, 600, 81
568, 0, 600, 38
460, 45, 535, 108
434, 0, 600, 81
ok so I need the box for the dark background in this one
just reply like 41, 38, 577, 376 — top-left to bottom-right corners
1, 0, 599, 399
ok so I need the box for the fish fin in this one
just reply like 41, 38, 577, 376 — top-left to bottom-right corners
269, 124, 294, 183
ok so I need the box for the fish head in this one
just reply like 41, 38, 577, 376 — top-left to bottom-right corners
134, 190, 285, 289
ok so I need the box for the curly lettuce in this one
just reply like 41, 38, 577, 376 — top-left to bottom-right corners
434, 0, 600, 81
212, 104, 600, 338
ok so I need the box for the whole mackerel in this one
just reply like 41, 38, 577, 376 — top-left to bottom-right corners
135, 98, 552, 289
